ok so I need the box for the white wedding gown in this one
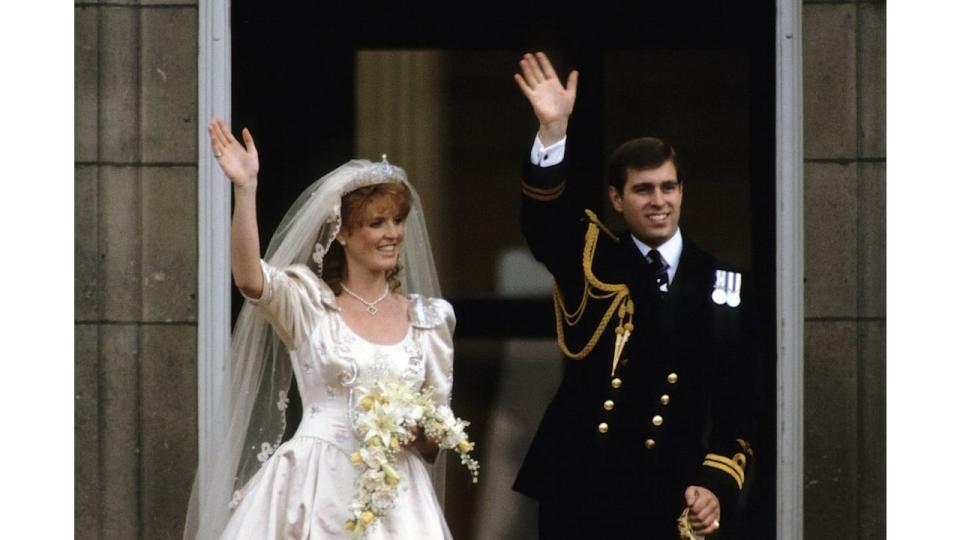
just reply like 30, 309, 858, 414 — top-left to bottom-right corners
221, 261, 455, 539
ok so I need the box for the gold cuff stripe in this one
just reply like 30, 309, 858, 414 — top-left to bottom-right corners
705, 453, 747, 476
702, 460, 744, 490
705, 453, 747, 480
703, 458, 744, 487
521, 181, 565, 201
703, 454, 745, 487
523, 189, 563, 202
521, 180, 566, 195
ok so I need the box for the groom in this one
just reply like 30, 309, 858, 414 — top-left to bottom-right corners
511, 52, 760, 539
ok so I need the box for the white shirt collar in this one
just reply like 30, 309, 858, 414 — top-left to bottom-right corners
631, 228, 683, 284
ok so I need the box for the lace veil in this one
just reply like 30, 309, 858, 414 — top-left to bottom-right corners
183, 157, 442, 539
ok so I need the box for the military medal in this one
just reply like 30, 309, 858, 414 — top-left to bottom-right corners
726, 272, 741, 307
712, 270, 727, 305
712, 269, 742, 307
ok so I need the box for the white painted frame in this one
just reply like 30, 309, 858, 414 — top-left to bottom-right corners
196, 1, 805, 535
776, 0, 804, 538
197, 0, 232, 509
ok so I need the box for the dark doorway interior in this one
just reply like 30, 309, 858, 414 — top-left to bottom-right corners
232, 3, 777, 538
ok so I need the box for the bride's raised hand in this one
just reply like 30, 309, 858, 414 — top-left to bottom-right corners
208, 118, 259, 189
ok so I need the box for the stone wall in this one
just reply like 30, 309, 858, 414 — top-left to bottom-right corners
74, 2, 199, 538
803, 1, 886, 537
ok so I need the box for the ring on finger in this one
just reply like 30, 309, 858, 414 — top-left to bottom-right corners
713, 520, 720, 529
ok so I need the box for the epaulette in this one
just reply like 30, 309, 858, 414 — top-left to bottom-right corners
581, 208, 619, 241
553, 209, 634, 376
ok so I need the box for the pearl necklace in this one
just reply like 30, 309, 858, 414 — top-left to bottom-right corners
340, 283, 390, 315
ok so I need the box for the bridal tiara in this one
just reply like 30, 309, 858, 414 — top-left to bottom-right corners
310, 154, 408, 268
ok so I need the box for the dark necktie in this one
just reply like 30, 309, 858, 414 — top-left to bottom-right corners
648, 249, 669, 293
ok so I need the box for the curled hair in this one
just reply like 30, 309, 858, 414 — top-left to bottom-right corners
607, 137, 681, 193
319, 182, 413, 295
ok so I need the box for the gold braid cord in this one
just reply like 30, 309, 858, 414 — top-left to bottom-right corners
677, 508, 704, 540
553, 210, 635, 376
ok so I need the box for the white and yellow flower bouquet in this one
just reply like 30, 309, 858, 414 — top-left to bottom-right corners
345, 378, 479, 538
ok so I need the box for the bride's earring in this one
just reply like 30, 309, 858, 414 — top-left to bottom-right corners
337, 237, 347, 246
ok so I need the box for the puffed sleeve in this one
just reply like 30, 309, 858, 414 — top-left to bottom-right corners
242, 260, 326, 351
418, 298, 456, 407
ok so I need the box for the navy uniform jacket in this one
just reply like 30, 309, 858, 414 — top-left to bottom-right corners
513, 154, 759, 537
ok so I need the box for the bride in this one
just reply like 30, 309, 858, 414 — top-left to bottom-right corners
183, 119, 455, 539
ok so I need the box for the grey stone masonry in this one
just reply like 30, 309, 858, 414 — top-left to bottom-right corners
803, 2, 885, 539
75, 165, 99, 321
74, 324, 99, 540
74, 2, 198, 538
859, 162, 885, 318
858, 320, 885, 534
141, 8, 198, 163
803, 3, 858, 160
99, 324, 141, 539
99, 166, 143, 320
99, 6, 140, 163
804, 162, 858, 318
140, 325, 198, 540
858, 3, 885, 159
804, 321, 859, 539
141, 166, 198, 322
75, 8, 98, 162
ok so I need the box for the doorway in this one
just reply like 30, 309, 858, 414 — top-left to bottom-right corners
227, 3, 779, 538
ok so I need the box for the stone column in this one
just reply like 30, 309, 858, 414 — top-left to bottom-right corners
74, 2, 199, 539
802, 1, 885, 537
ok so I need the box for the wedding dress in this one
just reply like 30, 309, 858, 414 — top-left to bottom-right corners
220, 261, 455, 539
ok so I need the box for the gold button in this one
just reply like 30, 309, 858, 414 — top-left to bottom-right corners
598, 422, 609, 434
611, 378, 622, 389
660, 394, 670, 406
652, 415, 663, 426
667, 372, 679, 384
603, 400, 615, 411
645, 439, 656, 449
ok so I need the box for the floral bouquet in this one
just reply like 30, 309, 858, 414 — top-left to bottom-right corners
345, 377, 479, 538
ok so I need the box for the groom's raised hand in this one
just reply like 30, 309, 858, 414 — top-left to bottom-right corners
513, 51, 578, 146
